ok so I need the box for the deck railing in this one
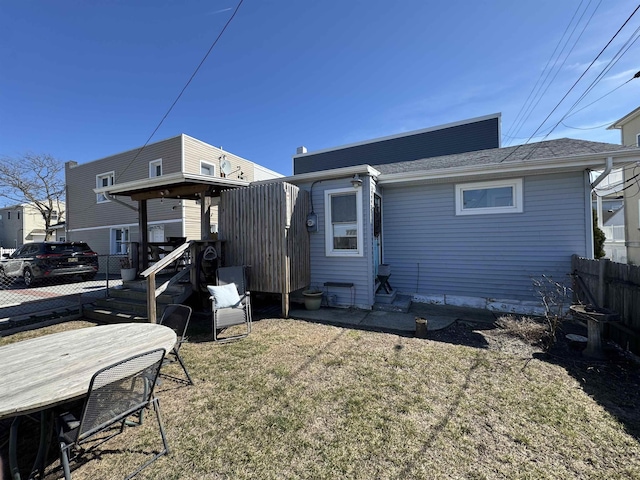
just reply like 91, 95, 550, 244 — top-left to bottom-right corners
139, 241, 193, 323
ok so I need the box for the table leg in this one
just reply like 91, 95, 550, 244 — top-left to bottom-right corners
9, 416, 22, 480
8, 411, 54, 480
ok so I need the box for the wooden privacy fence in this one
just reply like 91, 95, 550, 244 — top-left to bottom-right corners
219, 182, 310, 317
572, 255, 640, 355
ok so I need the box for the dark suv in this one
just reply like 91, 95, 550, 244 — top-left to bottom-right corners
0, 242, 99, 287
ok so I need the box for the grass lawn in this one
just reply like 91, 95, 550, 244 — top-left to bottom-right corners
3, 317, 640, 479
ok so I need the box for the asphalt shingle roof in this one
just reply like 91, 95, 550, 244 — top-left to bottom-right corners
373, 138, 637, 174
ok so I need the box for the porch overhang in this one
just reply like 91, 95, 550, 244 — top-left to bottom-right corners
93, 172, 250, 201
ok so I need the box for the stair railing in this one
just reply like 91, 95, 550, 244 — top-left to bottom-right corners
139, 240, 193, 323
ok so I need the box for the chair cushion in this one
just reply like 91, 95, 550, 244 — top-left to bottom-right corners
208, 283, 241, 308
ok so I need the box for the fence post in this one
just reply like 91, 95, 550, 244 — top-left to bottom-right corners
598, 258, 608, 307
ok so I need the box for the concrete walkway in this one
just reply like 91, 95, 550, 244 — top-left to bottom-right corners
289, 302, 498, 336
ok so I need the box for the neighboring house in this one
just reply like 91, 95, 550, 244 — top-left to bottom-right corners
0, 202, 64, 248
273, 115, 640, 314
608, 106, 640, 265
602, 204, 626, 263
590, 167, 626, 263
65, 134, 282, 257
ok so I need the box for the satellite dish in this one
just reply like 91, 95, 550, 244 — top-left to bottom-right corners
220, 159, 232, 175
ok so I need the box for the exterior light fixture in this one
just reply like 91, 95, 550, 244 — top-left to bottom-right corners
351, 174, 363, 188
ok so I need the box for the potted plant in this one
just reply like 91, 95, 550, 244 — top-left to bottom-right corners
302, 288, 323, 310
120, 257, 137, 281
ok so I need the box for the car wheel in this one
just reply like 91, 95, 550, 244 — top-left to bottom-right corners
23, 268, 35, 287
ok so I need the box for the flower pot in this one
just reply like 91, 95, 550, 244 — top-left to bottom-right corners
302, 290, 323, 310
120, 268, 137, 282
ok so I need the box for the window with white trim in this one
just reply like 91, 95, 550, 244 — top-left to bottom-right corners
149, 159, 162, 178
324, 187, 363, 256
96, 172, 115, 203
636, 133, 640, 147
455, 179, 523, 215
200, 161, 216, 176
111, 227, 130, 254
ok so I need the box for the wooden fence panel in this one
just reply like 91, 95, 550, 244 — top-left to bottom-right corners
219, 182, 310, 296
572, 255, 640, 354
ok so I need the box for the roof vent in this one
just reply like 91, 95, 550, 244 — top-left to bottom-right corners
296, 146, 307, 155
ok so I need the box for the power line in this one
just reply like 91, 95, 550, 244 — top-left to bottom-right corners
562, 74, 637, 119
115, 0, 245, 182
506, 1, 601, 146
501, 4, 640, 164
526, 3, 639, 146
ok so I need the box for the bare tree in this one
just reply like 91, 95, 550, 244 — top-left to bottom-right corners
0, 153, 66, 239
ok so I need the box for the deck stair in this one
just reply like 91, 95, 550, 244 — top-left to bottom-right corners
83, 275, 192, 323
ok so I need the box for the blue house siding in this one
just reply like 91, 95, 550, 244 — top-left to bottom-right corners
382, 171, 589, 305
294, 116, 500, 174
299, 177, 374, 308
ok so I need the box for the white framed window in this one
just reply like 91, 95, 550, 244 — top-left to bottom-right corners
324, 187, 363, 256
636, 133, 640, 147
111, 227, 130, 254
200, 161, 216, 176
455, 179, 523, 215
96, 171, 115, 203
149, 159, 162, 178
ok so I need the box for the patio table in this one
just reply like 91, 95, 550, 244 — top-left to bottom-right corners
0, 323, 177, 479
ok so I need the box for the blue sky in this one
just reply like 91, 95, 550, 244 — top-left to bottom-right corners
1, 0, 638, 176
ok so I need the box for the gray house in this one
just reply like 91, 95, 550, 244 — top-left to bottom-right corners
275, 115, 640, 314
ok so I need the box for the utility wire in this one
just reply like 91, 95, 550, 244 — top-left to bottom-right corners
115, 0, 245, 182
500, 4, 640, 163
546, 30, 640, 140
527, 3, 639, 145
562, 74, 636, 120
508, 1, 601, 146
504, 1, 588, 146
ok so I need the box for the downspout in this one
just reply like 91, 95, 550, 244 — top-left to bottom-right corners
586, 156, 613, 258
104, 193, 138, 212
590, 156, 613, 189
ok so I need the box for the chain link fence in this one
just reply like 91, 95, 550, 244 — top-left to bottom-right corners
0, 254, 129, 332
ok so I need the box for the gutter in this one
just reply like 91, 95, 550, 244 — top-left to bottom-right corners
590, 157, 613, 189
104, 193, 138, 212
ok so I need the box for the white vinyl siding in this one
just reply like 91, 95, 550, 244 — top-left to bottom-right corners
455, 178, 523, 215
149, 159, 162, 178
96, 172, 115, 203
324, 187, 363, 257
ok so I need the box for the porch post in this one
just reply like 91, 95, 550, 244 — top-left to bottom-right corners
139, 199, 149, 271
201, 190, 212, 240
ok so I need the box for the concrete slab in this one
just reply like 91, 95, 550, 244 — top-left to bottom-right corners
288, 302, 479, 335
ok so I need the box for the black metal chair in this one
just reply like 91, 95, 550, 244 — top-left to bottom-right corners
56, 348, 169, 480
209, 266, 252, 342
159, 304, 194, 385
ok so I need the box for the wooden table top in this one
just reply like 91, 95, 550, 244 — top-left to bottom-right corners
0, 323, 177, 419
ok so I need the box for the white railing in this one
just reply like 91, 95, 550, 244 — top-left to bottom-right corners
0, 247, 16, 258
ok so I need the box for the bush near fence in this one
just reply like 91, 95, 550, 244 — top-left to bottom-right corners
572, 254, 640, 355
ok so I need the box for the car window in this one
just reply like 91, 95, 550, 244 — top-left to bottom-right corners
45, 243, 91, 254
